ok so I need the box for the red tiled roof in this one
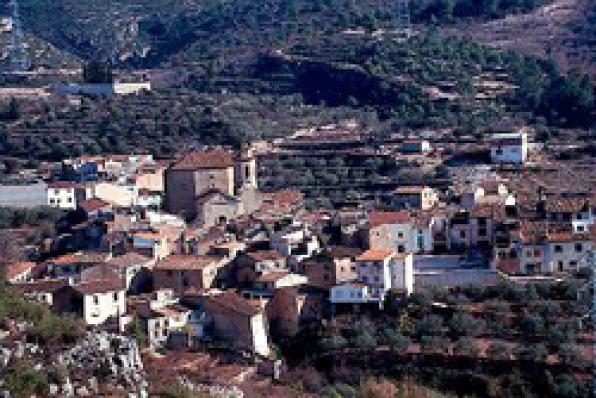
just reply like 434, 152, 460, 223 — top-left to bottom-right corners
12, 279, 66, 293
4, 261, 35, 280
106, 253, 152, 269
79, 198, 111, 213
170, 150, 234, 170
207, 291, 260, 317
357, 249, 394, 262
246, 250, 284, 262
255, 271, 289, 283
72, 278, 124, 294
368, 210, 410, 227
155, 255, 224, 271
47, 181, 81, 189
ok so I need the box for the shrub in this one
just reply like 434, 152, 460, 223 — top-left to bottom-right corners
358, 377, 397, 398
4, 360, 48, 398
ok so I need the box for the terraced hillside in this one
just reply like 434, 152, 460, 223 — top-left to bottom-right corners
443, 0, 596, 76
16, 0, 557, 69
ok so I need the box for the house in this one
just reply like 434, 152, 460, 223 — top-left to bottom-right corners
544, 196, 594, 233
271, 222, 320, 260
236, 250, 288, 286
132, 231, 172, 260
153, 255, 229, 294
165, 147, 256, 220
393, 186, 438, 210
330, 249, 414, 306
135, 164, 166, 193
12, 279, 67, 306
46, 182, 89, 209
367, 211, 413, 253
266, 287, 323, 337
53, 278, 126, 325
490, 131, 528, 164
45, 252, 111, 279
92, 182, 138, 208
204, 291, 270, 357
132, 290, 192, 348
137, 189, 162, 209
3, 261, 36, 283
78, 198, 113, 219
303, 246, 360, 290
252, 272, 308, 295
105, 252, 155, 293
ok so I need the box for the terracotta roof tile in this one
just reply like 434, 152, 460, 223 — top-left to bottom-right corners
155, 255, 224, 271
170, 150, 234, 170
368, 211, 410, 227
79, 198, 111, 213
4, 261, 35, 280
207, 291, 260, 317
246, 250, 284, 262
357, 249, 394, 262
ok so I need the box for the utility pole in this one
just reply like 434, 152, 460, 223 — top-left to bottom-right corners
7, 0, 31, 71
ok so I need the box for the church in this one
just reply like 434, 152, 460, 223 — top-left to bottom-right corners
165, 146, 259, 225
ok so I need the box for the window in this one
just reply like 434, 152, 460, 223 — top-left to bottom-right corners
49, 199, 55, 204
374, 276, 379, 283
362, 276, 368, 283
113, 293, 118, 301
558, 261, 564, 272
245, 165, 250, 178
577, 225, 585, 232
478, 228, 487, 237
397, 231, 404, 239
67, 197, 73, 203
533, 249, 541, 257
460, 231, 466, 239
397, 245, 405, 253
351, 266, 356, 272
323, 273, 329, 281
569, 261, 577, 268
554, 245, 563, 253
167, 270, 173, 277
575, 243, 583, 253
93, 295, 99, 305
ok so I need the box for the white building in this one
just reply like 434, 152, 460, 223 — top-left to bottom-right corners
55, 280, 126, 326
46, 182, 89, 209
330, 249, 414, 305
490, 131, 528, 165
271, 222, 320, 261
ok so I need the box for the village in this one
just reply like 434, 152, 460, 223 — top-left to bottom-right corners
0, 120, 593, 396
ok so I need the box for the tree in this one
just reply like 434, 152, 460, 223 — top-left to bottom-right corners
380, 328, 410, 353
358, 377, 397, 398
320, 333, 347, 353
420, 335, 449, 354
415, 314, 443, 336
83, 60, 113, 84
557, 343, 584, 367
487, 341, 511, 360
453, 337, 478, 357
4, 360, 49, 398
519, 313, 545, 335
516, 343, 548, 362
449, 312, 484, 337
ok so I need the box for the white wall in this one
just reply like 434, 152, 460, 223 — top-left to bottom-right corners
83, 290, 126, 325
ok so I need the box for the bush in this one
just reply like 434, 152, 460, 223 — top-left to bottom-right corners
358, 377, 397, 398
486, 341, 511, 360
453, 337, 478, 357
449, 312, 485, 337
515, 343, 548, 362
4, 360, 49, 398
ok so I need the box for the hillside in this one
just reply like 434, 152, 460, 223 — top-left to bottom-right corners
442, 0, 596, 76
15, 0, 560, 69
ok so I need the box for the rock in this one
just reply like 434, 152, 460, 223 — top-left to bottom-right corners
76, 385, 90, 396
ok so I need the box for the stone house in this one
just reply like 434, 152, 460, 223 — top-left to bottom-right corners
195, 189, 243, 228
12, 279, 67, 306
105, 252, 155, 294
303, 246, 360, 290
393, 186, 438, 210
235, 250, 288, 286
266, 287, 323, 337
3, 261, 36, 283
47, 181, 90, 210
204, 291, 270, 357
153, 255, 229, 295
367, 211, 413, 253
270, 222, 320, 261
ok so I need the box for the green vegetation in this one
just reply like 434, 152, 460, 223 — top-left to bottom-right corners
3, 360, 49, 398
0, 283, 82, 347
276, 279, 590, 398
0, 206, 64, 229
